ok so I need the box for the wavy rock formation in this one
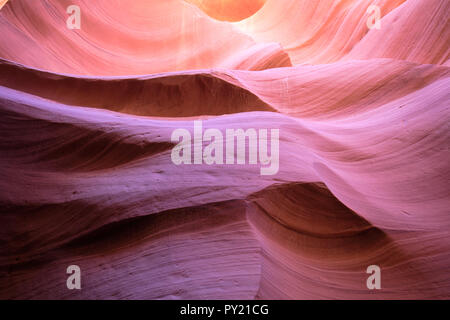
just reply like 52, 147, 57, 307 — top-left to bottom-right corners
185, 0, 267, 22
0, 0, 449, 299
0, 0, 290, 75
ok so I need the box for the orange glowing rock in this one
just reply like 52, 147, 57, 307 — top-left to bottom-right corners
185, 0, 267, 22
0, 0, 449, 300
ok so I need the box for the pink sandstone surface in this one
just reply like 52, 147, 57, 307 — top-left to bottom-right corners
0, 0, 449, 299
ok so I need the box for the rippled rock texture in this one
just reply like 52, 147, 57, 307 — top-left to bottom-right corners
0, 0, 449, 299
